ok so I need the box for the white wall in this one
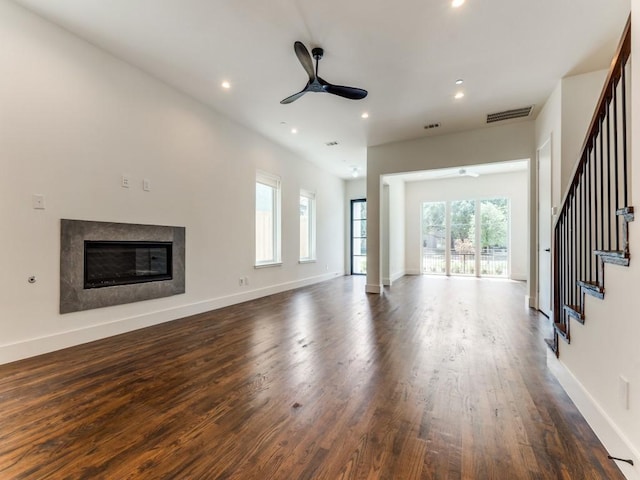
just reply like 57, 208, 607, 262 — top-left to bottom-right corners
345, 178, 366, 201
387, 177, 406, 283
541, 15, 640, 480
366, 122, 535, 294
404, 170, 528, 280
535, 81, 562, 208
534, 69, 608, 312
0, 1, 345, 364
535, 70, 608, 210
380, 177, 405, 285
561, 70, 608, 197
381, 184, 390, 283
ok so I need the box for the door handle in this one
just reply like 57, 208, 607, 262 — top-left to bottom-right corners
544, 248, 551, 252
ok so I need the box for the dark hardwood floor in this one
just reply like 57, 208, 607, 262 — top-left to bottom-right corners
0, 276, 624, 479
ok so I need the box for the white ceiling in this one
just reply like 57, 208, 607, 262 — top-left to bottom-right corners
12, 0, 630, 178
391, 159, 528, 183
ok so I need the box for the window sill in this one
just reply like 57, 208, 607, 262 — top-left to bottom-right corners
254, 262, 283, 269
298, 259, 316, 264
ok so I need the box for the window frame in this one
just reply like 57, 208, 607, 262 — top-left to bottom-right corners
299, 189, 317, 263
420, 196, 510, 278
350, 198, 367, 275
255, 171, 282, 267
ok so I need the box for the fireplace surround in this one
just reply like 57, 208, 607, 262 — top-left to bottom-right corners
60, 220, 185, 313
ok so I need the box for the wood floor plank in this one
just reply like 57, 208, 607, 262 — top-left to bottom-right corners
0, 276, 625, 479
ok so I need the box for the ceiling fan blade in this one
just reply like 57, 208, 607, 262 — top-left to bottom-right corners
280, 88, 308, 104
294, 41, 315, 81
324, 83, 368, 100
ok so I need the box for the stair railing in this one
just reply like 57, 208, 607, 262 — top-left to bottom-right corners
548, 17, 632, 356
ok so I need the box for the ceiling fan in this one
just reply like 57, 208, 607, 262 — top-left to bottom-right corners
280, 41, 368, 104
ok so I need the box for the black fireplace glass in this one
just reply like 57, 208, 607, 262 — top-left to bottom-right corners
84, 241, 172, 289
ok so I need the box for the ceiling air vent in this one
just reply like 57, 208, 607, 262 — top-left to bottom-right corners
486, 106, 534, 124
424, 123, 441, 130
325, 141, 339, 146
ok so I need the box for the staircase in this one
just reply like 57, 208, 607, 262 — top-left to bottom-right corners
546, 18, 633, 356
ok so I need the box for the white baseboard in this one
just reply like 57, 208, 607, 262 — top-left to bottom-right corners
391, 270, 405, 282
525, 295, 537, 309
365, 283, 382, 294
405, 269, 421, 275
382, 271, 405, 286
547, 350, 640, 480
510, 270, 527, 281
0, 271, 343, 365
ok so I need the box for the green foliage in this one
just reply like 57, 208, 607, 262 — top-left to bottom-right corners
480, 199, 508, 248
451, 200, 475, 243
422, 202, 445, 233
422, 202, 446, 249
422, 198, 508, 254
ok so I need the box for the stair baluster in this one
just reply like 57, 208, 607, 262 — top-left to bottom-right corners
547, 18, 632, 357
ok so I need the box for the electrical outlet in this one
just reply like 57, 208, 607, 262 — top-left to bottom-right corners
143, 179, 151, 191
239, 278, 245, 286
121, 175, 131, 188
32, 194, 45, 210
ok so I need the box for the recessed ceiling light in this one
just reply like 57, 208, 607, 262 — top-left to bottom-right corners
291, 128, 298, 134
454, 91, 465, 100
455, 79, 464, 85
351, 167, 359, 178
221, 81, 231, 89
452, 0, 465, 7
361, 112, 369, 119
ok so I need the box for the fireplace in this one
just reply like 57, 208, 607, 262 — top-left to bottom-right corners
84, 241, 173, 289
60, 220, 185, 313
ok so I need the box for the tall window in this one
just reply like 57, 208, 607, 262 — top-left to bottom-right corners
299, 190, 316, 262
422, 202, 446, 274
479, 198, 509, 276
255, 171, 281, 266
450, 200, 476, 275
351, 199, 367, 274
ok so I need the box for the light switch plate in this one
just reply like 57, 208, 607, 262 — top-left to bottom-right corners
619, 375, 630, 410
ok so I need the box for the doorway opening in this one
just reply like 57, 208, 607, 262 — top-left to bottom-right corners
537, 139, 552, 317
